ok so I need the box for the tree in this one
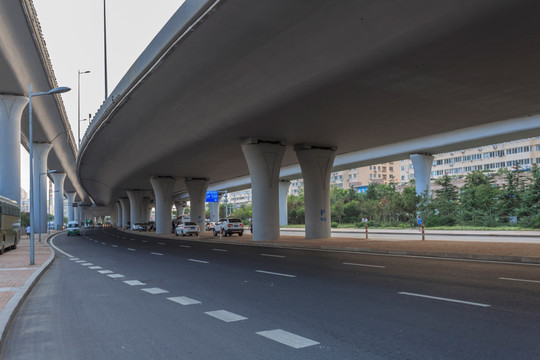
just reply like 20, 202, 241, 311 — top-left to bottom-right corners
459, 171, 500, 226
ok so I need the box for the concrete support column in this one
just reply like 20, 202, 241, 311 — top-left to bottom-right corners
185, 178, 208, 233
110, 203, 118, 227
74, 203, 80, 224
278, 180, 291, 226
127, 191, 143, 229
32, 143, 52, 233
119, 198, 130, 228
295, 144, 336, 239
141, 197, 151, 223
115, 201, 122, 227
0, 95, 28, 206
241, 139, 285, 241
150, 177, 175, 234
410, 153, 434, 196
66, 192, 76, 223
209, 200, 219, 222
50, 172, 66, 230
174, 201, 186, 217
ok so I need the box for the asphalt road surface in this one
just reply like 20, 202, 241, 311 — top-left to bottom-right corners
2, 228, 540, 359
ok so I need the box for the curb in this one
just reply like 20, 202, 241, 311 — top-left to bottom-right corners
281, 228, 540, 238
0, 233, 56, 354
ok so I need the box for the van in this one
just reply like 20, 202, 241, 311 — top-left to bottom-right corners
67, 221, 80, 236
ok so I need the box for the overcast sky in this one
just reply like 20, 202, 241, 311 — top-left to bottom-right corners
21, 0, 185, 192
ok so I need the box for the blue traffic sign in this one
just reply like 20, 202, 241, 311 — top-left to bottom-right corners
206, 191, 219, 202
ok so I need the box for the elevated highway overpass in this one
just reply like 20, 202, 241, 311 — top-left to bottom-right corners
79, 0, 540, 239
0, 0, 88, 231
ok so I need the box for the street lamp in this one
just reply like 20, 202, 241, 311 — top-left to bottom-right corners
39, 170, 56, 243
29, 84, 71, 265
78, 70, 91, 147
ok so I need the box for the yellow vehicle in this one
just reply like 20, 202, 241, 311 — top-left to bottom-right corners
0, 196, 20, 254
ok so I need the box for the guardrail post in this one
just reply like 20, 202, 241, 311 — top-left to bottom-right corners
365, 224, 368, 239
422, 225, 425, 241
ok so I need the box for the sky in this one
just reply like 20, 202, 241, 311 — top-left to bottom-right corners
20, 0, 185, 192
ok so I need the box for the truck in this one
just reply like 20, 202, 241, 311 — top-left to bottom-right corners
213, 218, 244, 237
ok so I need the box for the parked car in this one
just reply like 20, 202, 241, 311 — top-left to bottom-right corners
214, 218, 244, 236
66, 221, 80, 236
132, 223, 147, 231
175, 222, 199, 236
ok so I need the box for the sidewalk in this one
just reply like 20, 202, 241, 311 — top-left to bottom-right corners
0, 232, 56, 348
2, 228, 540, 352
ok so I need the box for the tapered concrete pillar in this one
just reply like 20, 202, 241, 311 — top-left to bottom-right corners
279, 180, 291, 226
32, 143, 52, 233
410, 153, 434, 196
66, 192, 76, 223
0, 95, 28, 206
74, 203, 80, 224
241, 139, 286, 241
185, 178, 208, 232
50, 172, 66, 230
295, 144, 336, 239
174, 201, 186, 217
141, 197, 151, 223
119, 198, 130, 228
115, 201, 122, 227
127, 191, 143, 229
150, 177, 175, 234
110, 203, 118, 226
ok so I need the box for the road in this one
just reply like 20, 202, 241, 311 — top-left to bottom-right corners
2, 228, 540, 359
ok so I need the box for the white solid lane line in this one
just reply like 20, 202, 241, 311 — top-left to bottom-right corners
256, 329, 319, 349
167, 296, 201, 305
398, 292, 490, 307
499, 277, 540, 284
261, 254, 285, 258
150, 252, 164, 256
256, 270, 296, 278
124, 280, 146, 286
188, 259, 209, 264
108, 274, 125, 279
343, 262, 386, 269
141, 288, 169, 295
205, 310, 247, 322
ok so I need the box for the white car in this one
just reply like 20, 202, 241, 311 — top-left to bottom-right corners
175, 222, 199, 236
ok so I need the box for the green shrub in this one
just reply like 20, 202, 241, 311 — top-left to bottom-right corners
331, 222, 339, 228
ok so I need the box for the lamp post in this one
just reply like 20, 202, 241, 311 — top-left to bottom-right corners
29, 84, 70, 265
78, 70, 90, 147
39, 170, 56, 243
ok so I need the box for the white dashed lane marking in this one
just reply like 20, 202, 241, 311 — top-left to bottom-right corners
124, 280, 146, 286
141, 287, 169, 295
75, 260, 86, 263
158, 242, 166, 245
111, 245, 118, 248
398, 292, 491, 307
188, 259, 209, 264
256, 270, 296, 278
69, 258, 79, 261
180, 245, 191, 248
88, 266, 103, 270
205, 310, 247, 322
343, 262, 386, 269
256, 329, 319, 349
98, 270, 114, 274
261, 254, 285, 258
499, 277, 540, 284
212, 249, 228, 252
167, 296, 201, 305
150, 252, 164, 256
127, 248, 136, 251
108, 274, 125, 279
81, 263, 93, 266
